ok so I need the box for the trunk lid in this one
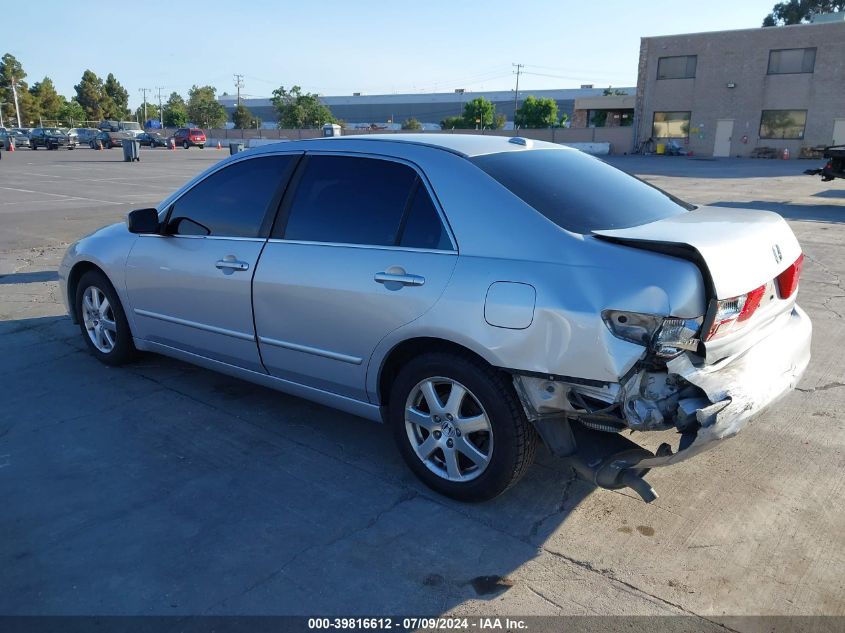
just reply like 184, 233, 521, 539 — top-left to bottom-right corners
593, 206, 801, 300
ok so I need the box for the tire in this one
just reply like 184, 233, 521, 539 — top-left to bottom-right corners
198, 145, 204, 149
107, 141, 113, 149
75, 270, 136, 366
183, 141, 189, 149
389, 352, 537, 501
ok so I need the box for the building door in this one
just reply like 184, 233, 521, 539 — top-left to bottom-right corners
713, 119, 734, 157
833, 119, 845, 146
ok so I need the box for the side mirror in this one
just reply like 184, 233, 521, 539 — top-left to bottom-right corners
127, 208, 161, 234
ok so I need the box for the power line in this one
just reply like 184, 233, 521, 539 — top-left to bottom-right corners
138, 88, 150, 122
155, 87, 165, 125
233, 74, 244, 107
512, 63, 524, 123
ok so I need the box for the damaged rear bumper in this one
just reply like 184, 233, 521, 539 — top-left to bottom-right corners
514, 305, 811, 500
637, 305, 812, 468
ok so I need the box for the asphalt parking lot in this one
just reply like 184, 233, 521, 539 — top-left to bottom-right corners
1, 145, 843, 623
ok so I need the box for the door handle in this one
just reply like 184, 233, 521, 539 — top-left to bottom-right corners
374, 272, 425, 287
216, 258, 250, 272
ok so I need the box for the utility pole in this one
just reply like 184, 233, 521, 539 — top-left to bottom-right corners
138, 88, 150, 124
512, 63, 524, 128
0, 102, 5, 128
155, 87, 164, 126
233, 74, 244, 108
10, 75, 21, 128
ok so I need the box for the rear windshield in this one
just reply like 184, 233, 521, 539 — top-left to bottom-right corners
470, 149, 692, 234
190, 129, 203, 134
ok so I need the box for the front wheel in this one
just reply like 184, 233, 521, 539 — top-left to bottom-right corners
75, 270, 136, 366
389, 352, 537, 501
183, 141, 189, 149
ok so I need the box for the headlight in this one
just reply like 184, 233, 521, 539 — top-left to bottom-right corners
602, 310, 703, 358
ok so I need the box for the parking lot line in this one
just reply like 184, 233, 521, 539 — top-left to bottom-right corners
0, 186, 124, 206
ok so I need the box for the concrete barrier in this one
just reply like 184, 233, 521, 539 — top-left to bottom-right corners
562, 142, 611, 155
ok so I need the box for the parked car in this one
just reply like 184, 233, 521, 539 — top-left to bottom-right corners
137, 131, 169, 147
0, 129, 30, 148
68, 127, 100, 146
58, 135, 811, 503
173, 127, 206, 149
97, 120, 143, 137
29, 127, 75, 150
90, 131, 126, 149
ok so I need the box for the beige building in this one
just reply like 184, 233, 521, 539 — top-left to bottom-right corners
634, 19, 845, 157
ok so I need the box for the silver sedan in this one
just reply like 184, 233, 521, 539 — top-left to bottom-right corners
58, 135, 811, 502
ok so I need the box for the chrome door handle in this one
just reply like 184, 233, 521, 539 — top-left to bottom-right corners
215, 259, 250, 271
374, 272, 425, 286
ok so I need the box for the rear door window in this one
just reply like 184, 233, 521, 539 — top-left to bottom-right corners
280, 155, 418, 246
168, 155, 298, 238
398, 184, 452, 250
471, 149, 692, 233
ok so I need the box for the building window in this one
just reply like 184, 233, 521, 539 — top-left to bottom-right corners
657, 55, 697, 79
767, 48, 816, 75
759, 110, 807, 139
652, 111, 691, 138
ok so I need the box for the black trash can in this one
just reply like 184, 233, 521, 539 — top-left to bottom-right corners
122, 138, 141, 162
229, 142, 245, 155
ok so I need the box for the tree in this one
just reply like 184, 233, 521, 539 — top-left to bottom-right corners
493, 113, 507, 130
461, 97, 494, 128
401, 117, 422, 130
15, 90, 40, 126
0, 53, 28, 126
186, 85, 227, 128
271, 85, 336, 128
232, 103, 261, 129
75, 70, 106, 120
763, 0, 845, 24
103, 73, 129, 119
440, 115, 468, 129
602, 86, 628, 96
58, 99, 87, 126
163, 92, 188, 127
591, 111, 609, 127
514, 95, 558, 128
559, 112, 570, 128
30, 77, 64, 121
135, 103, 160, 124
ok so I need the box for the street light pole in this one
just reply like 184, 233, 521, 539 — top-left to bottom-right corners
10, 76, 21, 127
512, 63, 523, 128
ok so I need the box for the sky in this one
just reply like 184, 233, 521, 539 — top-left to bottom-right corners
7, 0, 776, 110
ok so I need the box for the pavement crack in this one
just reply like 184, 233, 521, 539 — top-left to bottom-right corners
524, 584, 563, 612
204, 490, 419, 612
527, 469, 576, 540
541, 547, 742, 631
795, 381, 845, 394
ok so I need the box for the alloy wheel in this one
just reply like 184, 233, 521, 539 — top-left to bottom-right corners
404, 377, 494, 482
81, 285, 117, 353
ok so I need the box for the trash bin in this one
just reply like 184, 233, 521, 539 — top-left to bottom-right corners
122, 138, 141, 162
655, 143, 666, 155
229, 142, 245, 155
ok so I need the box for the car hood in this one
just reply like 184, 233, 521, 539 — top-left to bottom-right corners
592, 206, 802, 300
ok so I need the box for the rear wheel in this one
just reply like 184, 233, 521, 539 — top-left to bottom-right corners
183, 141, 189, 149
389, 352, 537, 501
75, 270, 136, 366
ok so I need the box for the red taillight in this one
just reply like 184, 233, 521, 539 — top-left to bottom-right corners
705, 283, 766, 341
776, 253, 803, 298
738, 284, 766, 322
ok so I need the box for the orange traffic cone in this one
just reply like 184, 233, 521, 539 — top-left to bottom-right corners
8, 141, 14, 152
217, 141, 222, 150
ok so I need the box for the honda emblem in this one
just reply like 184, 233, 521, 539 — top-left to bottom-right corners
772, 244, 783, 263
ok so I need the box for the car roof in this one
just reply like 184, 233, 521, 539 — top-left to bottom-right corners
251, 133, 569, 158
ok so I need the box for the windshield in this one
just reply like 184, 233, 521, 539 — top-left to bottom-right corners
45, 128, 63, 135
470, 149, 693, 234
122, 122, 141, 130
